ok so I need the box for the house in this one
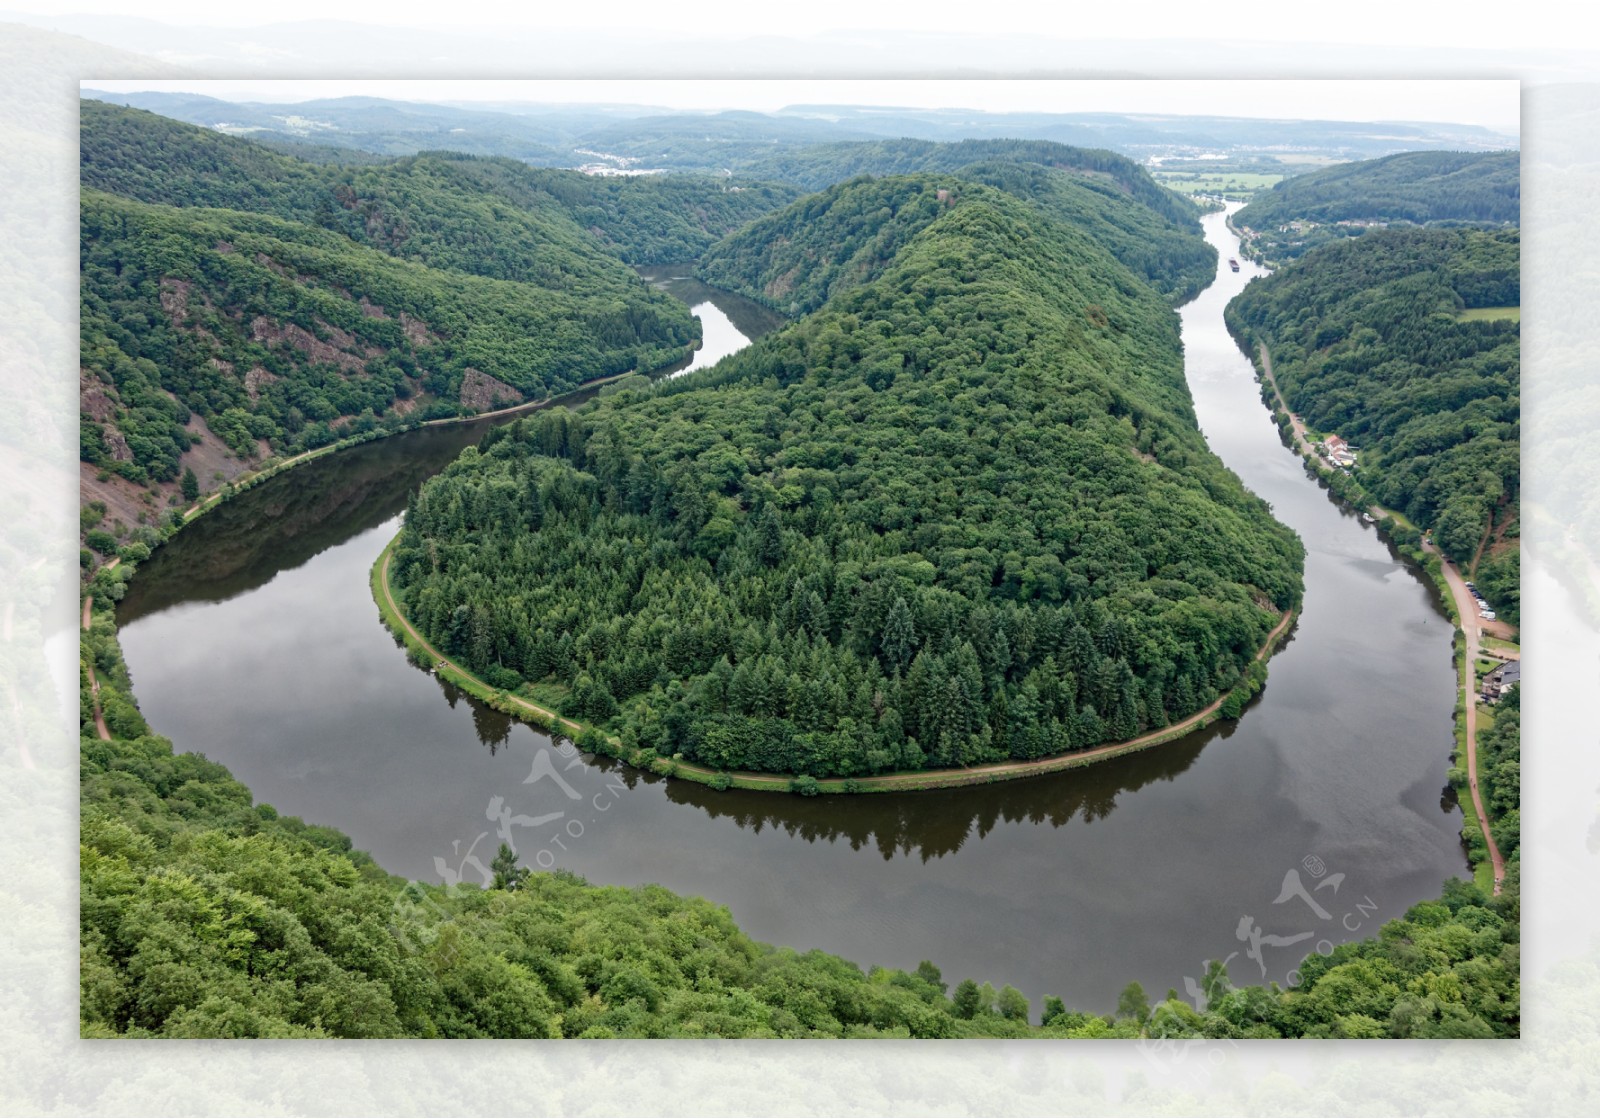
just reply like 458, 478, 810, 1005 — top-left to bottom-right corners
1482, 660, 1521, 703
1322, 434, 1357, 468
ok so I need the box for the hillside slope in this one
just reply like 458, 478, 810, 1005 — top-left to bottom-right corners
700, 166, 1214, 314
80, 190, 696, 490
1226, 227, 1520, 619
81, 100, 801, 272
724, 138, 1214, 302
392, 181, 1304, 779
1234, 149, 1519, 264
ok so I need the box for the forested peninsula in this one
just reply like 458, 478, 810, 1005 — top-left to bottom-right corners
1226, 227, 1520, 620
389, 175, 1304, 780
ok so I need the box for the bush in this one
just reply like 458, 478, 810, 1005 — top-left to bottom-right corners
482, 665, 522, 690
85, 529, 118, 556
790, 775, 822, 797
709, 772, 732, 791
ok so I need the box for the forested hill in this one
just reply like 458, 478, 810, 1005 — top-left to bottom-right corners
81, 100, 802, 270
723, 138, 1214, 303
700, 166, 1214, 314
1226, 227, 1520, 620
81, 189, 696, 486
1234, 150, 1519, 264
78, 99, 797, 530
742, 138, 1197, 224
391, 179, 1304, 781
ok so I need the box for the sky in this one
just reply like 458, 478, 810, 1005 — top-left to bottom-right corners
80, 79, 1523, 134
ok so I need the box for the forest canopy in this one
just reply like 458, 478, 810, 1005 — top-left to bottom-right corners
78, 100, 803, 489
390, 177, 1304, 779
714, 139, 1216, 304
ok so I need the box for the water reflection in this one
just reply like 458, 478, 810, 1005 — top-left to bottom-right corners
119, 422, 495, 622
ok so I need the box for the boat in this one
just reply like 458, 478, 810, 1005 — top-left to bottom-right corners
1228, 258, 1240, 272
1361, 513, 1376, 523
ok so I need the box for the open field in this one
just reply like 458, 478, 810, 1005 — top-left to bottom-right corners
1457, 305, 1520, 322
1154, 171, 1285, 197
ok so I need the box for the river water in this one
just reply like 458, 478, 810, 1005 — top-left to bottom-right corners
118, 221, 1468, 1013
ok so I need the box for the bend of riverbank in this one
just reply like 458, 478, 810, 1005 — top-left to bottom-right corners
373, 536, 1296, 795
1251, 340, 1507, 893
174, 366, 656, 524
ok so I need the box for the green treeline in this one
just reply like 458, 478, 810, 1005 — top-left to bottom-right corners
81, 100, 801, 271
742, 138, 1198, 223
79, 190, 696, 485
1478, 685, 1521, 863
78, 604, 1518, 1038
697, 171, 1212, 315
1238, 150, 1519, 226
390, 179, 1303, 778
1226, 227, 1520, 620
1235, 150, 1519, 264
712, 141, 1216, 305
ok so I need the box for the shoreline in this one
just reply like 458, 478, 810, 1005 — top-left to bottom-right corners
372, 535, 1296, 796
1243, 336, 1509, 892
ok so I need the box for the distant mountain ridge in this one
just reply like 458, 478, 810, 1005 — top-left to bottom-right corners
82, 88, 1519, 174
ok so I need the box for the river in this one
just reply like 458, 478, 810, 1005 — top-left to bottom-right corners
117, 220, 1468, 1013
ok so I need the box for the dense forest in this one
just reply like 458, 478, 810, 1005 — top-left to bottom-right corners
389, 177, 1303, 779
731, 138, 1214, 303
79, 190, 697, 486
78, 101, 800, 497
698, 164, 1215, 312
1226, 227, 1520, 620
1234, 150, 1519, 264
81, 101, 801, 270
78, 600, 1519, 1038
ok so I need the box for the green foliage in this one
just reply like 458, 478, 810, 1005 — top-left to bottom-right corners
1236, 150, 1519, 265
1228, 227, 1518, 620
392, 180, 1302, 778
78, 100, 809, 481
1117, 980, 1150, 1024
79, 188, 694, 479
489, 843, 531, 891
701, 156, 1214, 309
1479, 685, 1521, 859
81, 100, 801, 270
80, 605, 1517, 1039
